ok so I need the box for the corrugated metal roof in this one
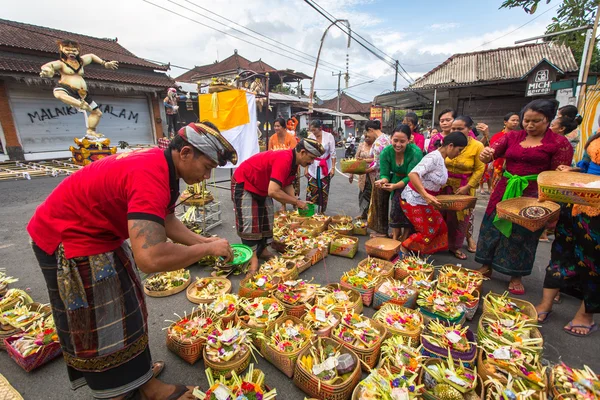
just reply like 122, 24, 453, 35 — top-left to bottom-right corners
410, 42, 577, 89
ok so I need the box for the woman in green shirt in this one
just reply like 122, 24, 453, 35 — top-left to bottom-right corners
374, 124, 424, 241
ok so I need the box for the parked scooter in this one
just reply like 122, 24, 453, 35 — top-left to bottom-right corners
344, 136, 356, 158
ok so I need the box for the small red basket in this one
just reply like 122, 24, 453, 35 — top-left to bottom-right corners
4, 335, 62, 372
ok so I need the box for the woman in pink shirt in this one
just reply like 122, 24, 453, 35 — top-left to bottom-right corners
403, 112, 425, 152
427, 109, 456, 153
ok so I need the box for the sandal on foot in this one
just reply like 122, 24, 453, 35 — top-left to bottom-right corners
508, 283, 525, 296
563, 321, 598, 337
450, 250, 468, 260
537, 311, 553, 324
166, 385, 193, 400
553, 294, 562, 304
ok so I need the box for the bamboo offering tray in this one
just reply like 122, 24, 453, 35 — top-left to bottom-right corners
143, 270, 191, 298
538, 170, 600, 207
186, 277, 232, 304
496, 197, 560, 232
436, 194, 477, 211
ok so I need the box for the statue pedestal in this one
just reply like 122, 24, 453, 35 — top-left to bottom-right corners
69, 136, 117, 166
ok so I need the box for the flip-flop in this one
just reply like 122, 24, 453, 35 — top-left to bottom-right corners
537, 311, 553, 324
449, 250, 467, 260
508, 283, 525, 296
554, 294, 563, 304
563, 321, 598, 337
166, 384, 193, 400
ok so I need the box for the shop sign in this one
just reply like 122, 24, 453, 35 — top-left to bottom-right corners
370, 107, 382, 120
526, 60, 557, 97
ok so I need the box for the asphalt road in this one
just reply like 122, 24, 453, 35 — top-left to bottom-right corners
1, 149, 598, 399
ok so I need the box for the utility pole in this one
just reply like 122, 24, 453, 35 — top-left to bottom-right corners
577, 3, 600, 110
394, 60, 399, 92
335, 71, 342, 137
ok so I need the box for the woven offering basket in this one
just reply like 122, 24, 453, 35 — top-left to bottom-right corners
365, 238, 402, 260
339, 280, 376, 307
439, 264, 485, 293
373, 304, 422, 342
306, 247, 328, 266
293, 337, 362, 400
484, 379, 548, 400
144, 273, 191, 298
273, 289, 316, 319
496, 197, 560, 232
419, 358, 484, 400
419, 307, 466, 326
303, 219, 328, 234
352, 222, 368, 236
477, 312, 544, 355
340, 159, 367, 174
482, 292, 537, 321
549, 367, 590, 400
461, 290, 480, 321
329, 226, 354, 236
236, 297, 285, 349
324, 284, 364, 314
304, 310, 341, 338
180, 193, 214, 207
331, 215, 353, 225
372, 281, 418, 310
421, 328, 477, 368
238, 274, 280, 299
4, 335, 62, 372
357, 258, 395, 279
262, 315, 314, 378
436, 194, 477, 211
202, 343, 251, 379
479, 351, 548, 400
538, 170, 600, 207
185, 277, 231, 304
329, 236, 359, 259
394, 262, 435, 281
0, 302, 51, 351
295, 257, 312, 274
332, 317, 386, 371
165, 308, 219, 365
259, 262, 298, 282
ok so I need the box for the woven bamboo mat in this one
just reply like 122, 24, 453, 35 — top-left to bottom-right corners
0, 374, 23, 400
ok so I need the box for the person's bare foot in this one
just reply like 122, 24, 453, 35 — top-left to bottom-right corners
259, 248, 275, 260
508, 278, 525, 295
535, 304, 553, 323
467, 238, 477, 253
476, 265, 492, 278
140, 378, 195, 400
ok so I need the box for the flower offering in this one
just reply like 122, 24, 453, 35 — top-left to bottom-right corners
165, 307, 216, 343
298, 341, 356, 383
356, 367, 424, 400
341, 268, 379, 290
208, 294, 238, 319
9, 316, 59, 357
0, 289, 33, 309
552, 363, 600, 400
273, 279, 317, 305
242, 274, 277, 291
237, 297, 283, 328
192, 277, 228, 299
395, 254, 435, 276
302, 303, 338, 331
193, 364, 276, 400
380, 336, 423, 373
403, 271, 436, 290
0, 303, 47, 329
417, 289, 464, 320
373, 303, 422, 335
144, 269, 190, 292
204, 322, 256, 363
333, 312, 379, 349
481, 314, 543, 354
484, 292, 533, 321
358, 257, 391, 275
421, 321, 473, 353
266, 318, 312, 353
318, 286, 359, 312
258, 257, 295, 278
422, 353, 478, 398
437, 265, 485, 293
377, 279, 417, 301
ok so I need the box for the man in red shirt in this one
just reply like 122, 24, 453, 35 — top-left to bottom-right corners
231, 138, 325, 272
27, 122, 236, 400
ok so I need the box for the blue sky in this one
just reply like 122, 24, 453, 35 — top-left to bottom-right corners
3, 0, 558, 101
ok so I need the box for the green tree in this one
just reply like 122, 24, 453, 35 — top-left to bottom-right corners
500, 0, 600, 72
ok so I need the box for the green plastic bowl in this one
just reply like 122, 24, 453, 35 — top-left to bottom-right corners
298, 203, 316, 217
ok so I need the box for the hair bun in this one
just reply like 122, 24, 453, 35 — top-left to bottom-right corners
575, 114, 583, 125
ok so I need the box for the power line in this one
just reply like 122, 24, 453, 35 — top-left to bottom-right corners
305, 0, 414, 84
470, 3, 559, 51
181, 0, 347, 74
304, 0, 412, 84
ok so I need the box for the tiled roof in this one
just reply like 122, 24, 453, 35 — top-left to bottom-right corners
176, 51, 276, 82
410, 42, 578, 89
320, 92, 371, 114
0, 53, 174, 88
0, 18, 168, 71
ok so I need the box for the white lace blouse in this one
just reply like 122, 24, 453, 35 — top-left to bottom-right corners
401, 150, 448, 206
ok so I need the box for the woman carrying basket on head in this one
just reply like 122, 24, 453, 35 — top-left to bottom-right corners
374, 124, 423, 242
475, 99, 573, 295
399, 132, 468, 254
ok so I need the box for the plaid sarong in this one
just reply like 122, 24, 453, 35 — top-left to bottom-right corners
231, 177, 274, 241
32, 242, 152, 399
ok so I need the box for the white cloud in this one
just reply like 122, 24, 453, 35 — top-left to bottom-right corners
430, 22, 460, 31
